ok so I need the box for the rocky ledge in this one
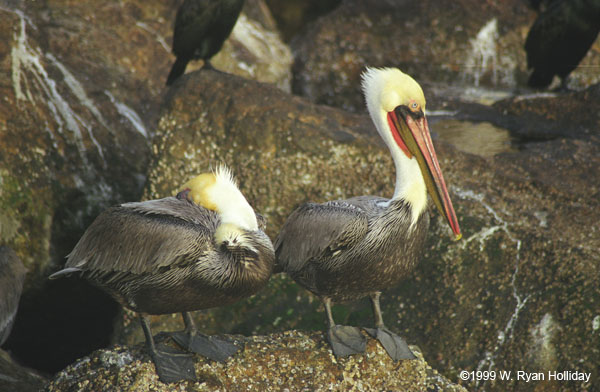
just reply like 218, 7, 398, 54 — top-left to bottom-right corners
44, 330, 466, 391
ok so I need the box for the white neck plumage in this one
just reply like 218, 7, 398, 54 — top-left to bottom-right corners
212, 191, 259, 253
372, 107, 428, 226
210, 166, 258, 232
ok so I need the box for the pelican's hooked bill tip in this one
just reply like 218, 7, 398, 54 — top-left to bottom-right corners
454, 233, 463, 241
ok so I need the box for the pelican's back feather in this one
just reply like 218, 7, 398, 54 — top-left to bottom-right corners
274, 201, 369, 274
65, 197, 217, 275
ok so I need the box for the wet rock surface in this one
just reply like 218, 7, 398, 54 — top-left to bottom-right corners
0, 0, 292, 378
45, 330, 467, 391
129, 70, 599, 392
291, 0, 600, 111
1, 0, 292, 280
0, 1, 157, 374
0, 349, 46, 392
0, 1, 598, 391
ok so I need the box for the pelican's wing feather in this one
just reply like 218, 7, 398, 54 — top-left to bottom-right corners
274, 200, 369, 273
64, 197, 218, 275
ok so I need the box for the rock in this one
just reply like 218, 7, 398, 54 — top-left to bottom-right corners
263, 0, 342, 41
44, 331, 467, 391
2, 1, 598, 390
0, 246, 26, 346
0, 0, 293, 374
491, 83, 600, 140
0, 349, 46, 392
145, 70, 379, 237
291, 0, 600, 111
425, 82, 600, 143
121, 69, 600, 392
0, 0, 292, 280
170, 0, 293, 92
211, 10, 293, 92
0, 1, 160, 281
0, 1, 158, 373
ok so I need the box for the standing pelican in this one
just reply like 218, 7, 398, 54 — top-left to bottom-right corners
275, 67, 461, 360
0, 247, 27, 347
166, 0, 245, 85
50, 166, 274, 383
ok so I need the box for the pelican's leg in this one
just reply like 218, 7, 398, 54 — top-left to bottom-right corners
169, 312, 240, 362
323, 297, 366, 357
139, 314, 196, 383
365, 292, 416, 360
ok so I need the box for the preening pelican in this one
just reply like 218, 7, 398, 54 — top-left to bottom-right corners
50, 166, 274, 383
0, 247, 26, 347
166, 0, 245, 85
274, 67, 461, 360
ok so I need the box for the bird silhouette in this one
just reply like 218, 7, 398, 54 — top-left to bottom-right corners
166, 0, 245, 86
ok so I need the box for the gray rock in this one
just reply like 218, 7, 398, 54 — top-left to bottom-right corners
0, 349, 46, 392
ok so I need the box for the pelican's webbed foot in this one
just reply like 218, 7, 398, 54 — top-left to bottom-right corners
140, 315, 196, 383
327, 325, 366, 357
151, 343, 196, 383
170, 331, 240, 363
365, 326, 416, 360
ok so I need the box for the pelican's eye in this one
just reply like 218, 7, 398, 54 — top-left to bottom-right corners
409, 101, 420, 111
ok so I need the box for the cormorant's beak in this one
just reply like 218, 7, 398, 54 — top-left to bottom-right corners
389, 107, 462, 240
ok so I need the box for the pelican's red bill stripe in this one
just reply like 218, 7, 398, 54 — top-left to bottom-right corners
388, 110, 462, 240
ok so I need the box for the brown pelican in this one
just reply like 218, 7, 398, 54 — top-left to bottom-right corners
0, 247, 27, 347
274, 67, 461, 360
50, 166, 274, 383
525, 0, 600, 88
166, 0, 245, 85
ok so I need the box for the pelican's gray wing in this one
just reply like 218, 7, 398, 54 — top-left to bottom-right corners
64, 197, 217, 275
274, 200, 369, 274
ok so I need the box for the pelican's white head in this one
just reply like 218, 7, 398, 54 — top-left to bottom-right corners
178, 165, 258, 232
360, 67, 461, 239
362, 67, 426, 120
361, 67, 428, 217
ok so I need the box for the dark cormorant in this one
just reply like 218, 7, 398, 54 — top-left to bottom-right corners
50, 166, 274, 383
525, 0, 600, 88
0, 247, 26, 347
274, 67, 461, 360
166, 0, 245, 85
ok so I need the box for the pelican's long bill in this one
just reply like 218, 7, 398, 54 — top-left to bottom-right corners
388, 106, 462, 240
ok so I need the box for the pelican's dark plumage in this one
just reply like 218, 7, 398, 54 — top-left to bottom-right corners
525, 0, 600, 88
166, 0, 245, 85
275, 67, 461, 360
50, 166, 274, 383
0, 247, 26, 347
